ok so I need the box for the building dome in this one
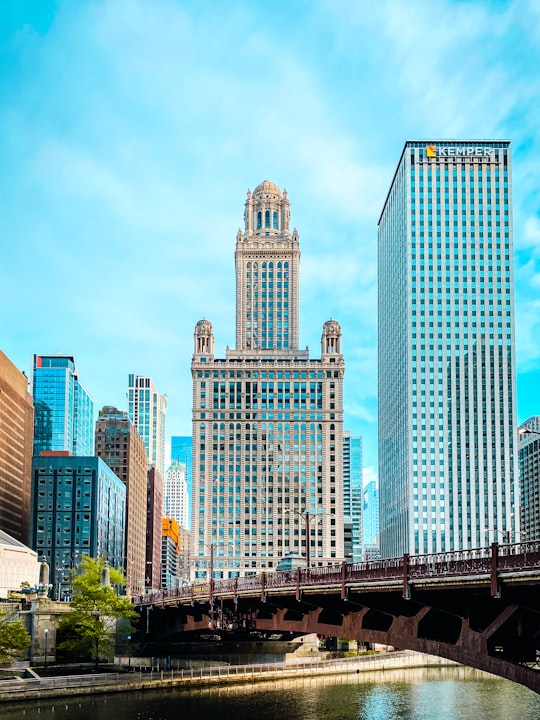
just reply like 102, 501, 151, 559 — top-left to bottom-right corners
195, 318, 213, 336
253, 180, 282, 197
323, 319, 341, 336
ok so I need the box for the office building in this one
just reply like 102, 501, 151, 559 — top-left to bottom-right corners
343, 432, 363, 562
191, 180, 345, 579
31, 454, 125, 599
171, 436, 192, 527
146, 466, 163, 591
363, 479, 380, 559
518, 416, 540, 542
0, 529, 40, 599
95, 406, 148, 597
0, 350, 34, 543
378, 140, 518, 557
127, 374, 167, 477
31, 354, 94, 456
161, 517, 181, 590
164, 461, 189, 530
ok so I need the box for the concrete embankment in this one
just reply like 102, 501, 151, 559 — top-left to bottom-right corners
0, 651, 486, 704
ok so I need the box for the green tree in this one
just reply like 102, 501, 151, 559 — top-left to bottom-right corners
57, 556, 138, 668
0, 610, 31, 663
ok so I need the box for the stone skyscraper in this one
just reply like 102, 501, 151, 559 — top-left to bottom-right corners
191, 181, 345, 579
378, 140, 518, 557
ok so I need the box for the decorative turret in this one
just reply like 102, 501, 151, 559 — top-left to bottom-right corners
243, 180, 291, 238
194, 318, 215, 359
321, 319, 342, 357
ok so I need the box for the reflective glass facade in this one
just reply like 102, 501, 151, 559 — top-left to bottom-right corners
343, 432, 363, 561
171, 435, 193, 527
32, 355, 94, 456
378, 140, 518, 557
127, 374, 167, 478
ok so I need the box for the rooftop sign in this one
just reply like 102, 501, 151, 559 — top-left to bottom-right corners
426, 145, 493, 158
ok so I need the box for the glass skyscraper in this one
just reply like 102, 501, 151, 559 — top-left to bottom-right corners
31, 354, 94, 456
171, 435, 192, 527
378, 140, 518, 557
343, 432, 363, 562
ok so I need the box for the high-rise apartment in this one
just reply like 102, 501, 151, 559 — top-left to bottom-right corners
127, 374, 167, 478
378, 140, 518, 557
518, 416, 540, 542
31, 354, 94, 456
191, 180, 345, 579
95, 406, 148, 597
343, 432, 363, 562
164, 461, 189, 530
0, 350, 34, 543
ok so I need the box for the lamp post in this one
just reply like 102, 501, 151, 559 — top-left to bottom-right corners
127, 634, 131, 669
43, 628, 48, 669
285, 510, 321, 568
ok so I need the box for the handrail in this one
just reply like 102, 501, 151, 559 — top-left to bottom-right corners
135, 541, 540, 607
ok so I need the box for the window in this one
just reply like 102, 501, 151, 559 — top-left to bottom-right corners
265, 210, 270, 228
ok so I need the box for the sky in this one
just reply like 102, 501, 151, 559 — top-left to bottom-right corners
1, 0, 540, 483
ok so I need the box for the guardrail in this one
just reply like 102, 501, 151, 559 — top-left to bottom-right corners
135, 541, 540, 608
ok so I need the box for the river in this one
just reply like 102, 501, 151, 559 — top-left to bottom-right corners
2, 667, 540, 719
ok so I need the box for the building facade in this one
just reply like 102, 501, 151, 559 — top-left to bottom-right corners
378, 140, 518, 557
363, 479, 380, 559
127, 374, 167, 478
164, 461, 189, 530
343, 432, 363, 562
518, 416, 540, 542
0, 350, 34, 543
161, 517, 181, 590
31, 454, 125, 599
31, 354, 94, 457
171, 436, 192, 527
191, 180, 345, 579
95, 406, 148, 597
146, 466, 163, 591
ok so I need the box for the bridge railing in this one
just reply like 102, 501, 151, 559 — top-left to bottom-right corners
134, 541, 540, 607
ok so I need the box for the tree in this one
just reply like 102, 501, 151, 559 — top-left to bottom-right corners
57, 556, 138, 668
0, 610, 31, 663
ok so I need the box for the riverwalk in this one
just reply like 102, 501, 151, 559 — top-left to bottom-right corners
0, 650, 489, 704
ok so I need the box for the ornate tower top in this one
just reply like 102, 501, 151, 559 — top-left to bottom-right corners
242, 180, 291, 238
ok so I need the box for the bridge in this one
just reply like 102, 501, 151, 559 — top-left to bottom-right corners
135, 542, 540, 694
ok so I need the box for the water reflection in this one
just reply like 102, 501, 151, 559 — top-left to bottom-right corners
3, 666, 540, 720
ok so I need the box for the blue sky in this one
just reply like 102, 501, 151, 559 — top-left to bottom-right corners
2, 0, 540, 483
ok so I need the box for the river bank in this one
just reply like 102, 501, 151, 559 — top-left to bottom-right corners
0, 650, 492, 704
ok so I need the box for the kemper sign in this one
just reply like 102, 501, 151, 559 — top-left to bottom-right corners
426, 145, 493, 158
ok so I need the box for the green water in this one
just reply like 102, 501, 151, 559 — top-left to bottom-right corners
3, 667, 540, 720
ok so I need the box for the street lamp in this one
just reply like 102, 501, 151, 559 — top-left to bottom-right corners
43, 628, 48, 669
285, 510, 322, 568
127, 634, 131, 669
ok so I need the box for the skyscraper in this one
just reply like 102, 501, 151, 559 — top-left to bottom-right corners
378, 140, 518, 557
362, 479, 380, 560
171, 436, 192, 527
343, 432, 363, 562
95, 406, 148, 597
32, 354, 94, 456
191, 181, 345, 579
0, 350, 34, 543
127, 374, 167, 477
164, 461, 189, 530
518, 416, 540, 542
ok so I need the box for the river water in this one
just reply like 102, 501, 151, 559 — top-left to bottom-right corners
2, 667, 540, 720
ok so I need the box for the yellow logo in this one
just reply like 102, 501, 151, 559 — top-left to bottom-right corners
426, 145, 437, 158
